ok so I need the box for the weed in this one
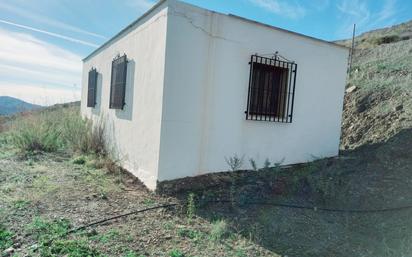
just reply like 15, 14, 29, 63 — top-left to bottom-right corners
123, 251, 145, 257
40, 238, 101, 257
92, 229, 120, 243
0, 225, 13, 251
9, 110, 63, 153
12, 199, 30, 209
225, 154, 244, 171
28, 217, 71, 242
143, 198, 155, 206
9, 106, 107, 156
187, 193, 196, 221
249, 158, 258, 171
177, 228, 203, 242
263, 158, 271, 169
169, 249, 184, 257
73, 155, 87, 165
163, 221, 175, 231
209, 220, 229, 242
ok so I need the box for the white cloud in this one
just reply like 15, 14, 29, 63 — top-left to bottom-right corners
249, 0, 307, 19
0, 1, 106, 39
336, 0, 398, 38
0, 19, 99, 47
0, 29, 82, 105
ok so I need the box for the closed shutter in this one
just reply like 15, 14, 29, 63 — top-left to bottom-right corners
110, 55, 128, 109
87, 68, 98, 108
246, 54, 297, 123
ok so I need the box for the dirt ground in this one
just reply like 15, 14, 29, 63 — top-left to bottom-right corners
160, 128, 412, 257
0, 143, 275, 257
1, 128, 412, 256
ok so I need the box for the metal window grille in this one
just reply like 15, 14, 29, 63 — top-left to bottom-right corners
245, 54, 297, 123
87, 68, 98, 108
109, 54, 128, 110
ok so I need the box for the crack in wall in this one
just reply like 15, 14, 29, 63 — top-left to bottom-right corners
168, 7, 241, 44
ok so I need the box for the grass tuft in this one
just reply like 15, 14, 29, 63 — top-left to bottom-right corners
0, 225, 13, 251
7, 106, 106, 156
209, 220, 229, 242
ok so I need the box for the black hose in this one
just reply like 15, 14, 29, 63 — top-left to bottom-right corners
26, 199, 412, 251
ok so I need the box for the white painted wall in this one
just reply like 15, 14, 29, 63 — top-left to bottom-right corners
81, 3, 168, 190
158, 0, 349, 182
81, 0, 349, 189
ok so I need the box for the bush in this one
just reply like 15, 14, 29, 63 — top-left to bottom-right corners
209, 220, 229, 242
0, 225, 13, 251
8, 106, 106, 155
9, 110, 63, 152
371, 34, 401, 45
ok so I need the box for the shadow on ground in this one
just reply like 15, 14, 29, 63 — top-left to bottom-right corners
160, 128, 412, 257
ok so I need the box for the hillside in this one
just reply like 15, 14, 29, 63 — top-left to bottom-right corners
0, 96, 42, 116
339, 20, 412, 149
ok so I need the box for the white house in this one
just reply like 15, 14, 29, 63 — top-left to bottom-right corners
81, 0, 349, 190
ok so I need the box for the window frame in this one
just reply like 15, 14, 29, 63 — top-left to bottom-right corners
87, 68, 98, 108
109, 54, 128, 110
245, 54, 297, 123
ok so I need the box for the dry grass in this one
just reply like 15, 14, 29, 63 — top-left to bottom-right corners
5, 106, 106, 156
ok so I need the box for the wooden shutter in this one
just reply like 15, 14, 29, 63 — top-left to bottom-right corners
246, 55, 297, 123
110, 55, 128, 109
87, 68, 98, 107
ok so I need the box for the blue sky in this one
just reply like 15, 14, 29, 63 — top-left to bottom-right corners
0, 0, 410, 105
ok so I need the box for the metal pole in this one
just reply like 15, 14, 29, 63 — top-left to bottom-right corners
349, 24, 356, 75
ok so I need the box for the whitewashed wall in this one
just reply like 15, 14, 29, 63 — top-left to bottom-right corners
81, 3, 168, 190
158, 1, 349, 182
81, 0, 349, 189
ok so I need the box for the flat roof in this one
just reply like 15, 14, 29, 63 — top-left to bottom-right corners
83, 0, 348, 61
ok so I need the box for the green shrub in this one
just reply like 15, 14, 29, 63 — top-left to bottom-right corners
0, 225, 13, 251
9, 110, 63, 152
73, 156, 87, 165
187, 193, 196, 220
9, 106, 106, 155
41, 239, 101, 257
169, 249, 184, 257
371, 34, 401, 45
209, 220, 229, 242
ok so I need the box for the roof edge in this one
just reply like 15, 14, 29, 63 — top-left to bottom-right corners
83, 0, 349, 62
83, 0, 168, 62
228, 14, 349, 50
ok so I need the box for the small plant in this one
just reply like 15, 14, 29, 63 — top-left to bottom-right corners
187, 193, 196, 220
42, 238, 101, 257
249, 158, 258, 171
209, 220, 229, 242
92, 229, 120, 243
263, 158, 271, 169
177, 228, 203, 242
27, 217, 71, 242
73, 156, 87, 165
12, 199, 31, 210
225, 154, 244, 171
0, 225, 13, 251
169, 249, 184, 257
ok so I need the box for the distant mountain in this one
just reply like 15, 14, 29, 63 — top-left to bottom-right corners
0, 96, 42, 115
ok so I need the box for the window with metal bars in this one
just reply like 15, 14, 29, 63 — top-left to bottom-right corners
109, 54, 128, 110
245, 54, 297, 123
87, 68, 98, 108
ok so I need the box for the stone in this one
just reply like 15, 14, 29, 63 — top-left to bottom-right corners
346, 85, 357, 93
3, 247, 15, 256
395, 104, 403, 111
